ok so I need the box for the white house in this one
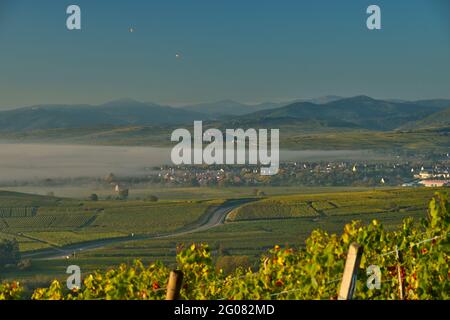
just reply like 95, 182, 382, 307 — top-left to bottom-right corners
418, 180, 450, 188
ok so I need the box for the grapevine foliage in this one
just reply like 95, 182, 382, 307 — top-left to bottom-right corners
1, 192, 449, 300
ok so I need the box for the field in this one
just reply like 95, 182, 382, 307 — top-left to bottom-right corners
1, 186, 445, 289
282, 128, 450, 152
227, 188, 435, 221
0, 191, 222, 252
1, 185, 374, 200
2, 125, 450, 154
67, 188, 436, 265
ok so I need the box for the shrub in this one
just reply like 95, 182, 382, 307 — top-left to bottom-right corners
0, 239, 20, 268
118, 189, 129, 200
215, 256, 252, 275
147, 195, 159, 202
88, 194, 99, 201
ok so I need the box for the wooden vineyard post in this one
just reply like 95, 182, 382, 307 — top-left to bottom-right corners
395, 246, 404, 300
338, 243, 363, 300
166, 270, 184, 300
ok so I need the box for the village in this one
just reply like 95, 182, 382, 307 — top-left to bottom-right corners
106, 160, 450, 192
2, 160, 449, 200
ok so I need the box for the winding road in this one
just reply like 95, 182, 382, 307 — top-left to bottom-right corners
22, 198, 254, 261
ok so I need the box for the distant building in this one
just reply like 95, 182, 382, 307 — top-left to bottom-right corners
114, 184, 130, 193
402, 180, 420, 187
418, 180, 450, 188
414, 169, 450, 179
414, 170, 433, 179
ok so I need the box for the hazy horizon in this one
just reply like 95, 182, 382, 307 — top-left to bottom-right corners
2, 94, 450, 111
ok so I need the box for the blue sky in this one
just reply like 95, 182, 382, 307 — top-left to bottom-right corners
0, 0, 449, 108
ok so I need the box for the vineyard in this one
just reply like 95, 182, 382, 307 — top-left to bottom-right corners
0, 207, 37, 218
227, 188, 435, 221
0, 191, 221, 252
1, 192, 448, 300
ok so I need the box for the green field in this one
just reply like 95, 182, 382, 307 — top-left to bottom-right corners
2, 125, 450, 153
1, 185, 375, 200
1, 186, 446, 289
227, 188, 436, 221
281, 128, 450, 152
69, 188, 439, 265
0, 191, 222, 252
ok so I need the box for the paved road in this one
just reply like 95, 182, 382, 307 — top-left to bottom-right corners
22, 198, 254, 261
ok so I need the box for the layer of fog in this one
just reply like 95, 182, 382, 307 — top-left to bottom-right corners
0, 143, 376, 183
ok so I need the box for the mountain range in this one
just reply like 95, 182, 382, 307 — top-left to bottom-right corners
0, 96, 449, 133
182, 95, 343, 117
230, 96, 450, 131
0, 99, 206, 131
